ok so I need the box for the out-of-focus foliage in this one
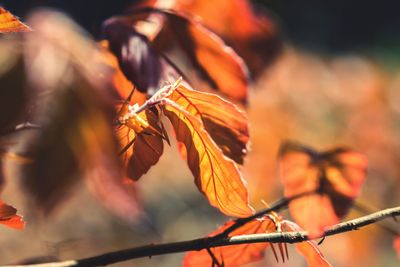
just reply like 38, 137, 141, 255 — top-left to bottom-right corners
279, 142, 367, 237
0, 1, 400, 267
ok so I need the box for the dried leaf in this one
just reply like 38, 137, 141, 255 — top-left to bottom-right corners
168, 85, 249, 164
0, 7, 31, 33
279, 141, 368, 236
183, 216, 277, 267
0, 200, 24, 230
102, 18, 180, 95
163, 101, 253, 217
283, 221, 332, 267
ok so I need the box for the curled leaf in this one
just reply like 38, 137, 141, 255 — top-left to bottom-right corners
116, 8, 250, 104
168, 84, 249, 164
0, 7, 31, 33
279, 141, 368, 236
143, 0, 282, 77
117, 107, 164, 180
163, 100, 253, 217
102, 17, 180, 95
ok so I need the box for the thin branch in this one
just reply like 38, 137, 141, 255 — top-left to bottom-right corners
354, 201, 399, 235
216, 190, 316, 238
12, 206, 400, 267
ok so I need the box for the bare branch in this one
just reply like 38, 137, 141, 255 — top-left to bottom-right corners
11, 206, 400, 267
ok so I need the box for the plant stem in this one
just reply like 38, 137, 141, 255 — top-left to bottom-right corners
12, 206, 400, 267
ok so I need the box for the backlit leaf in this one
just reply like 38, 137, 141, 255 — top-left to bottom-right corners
117, 107, 164, 180
0, 200, 24, 230
279, 141, 368, 236
163, 101, 253, 217
120, 8, 250, 104
167, 85, 249, 164
183, 216, 278, 267
0, 7, 31, 33
142, 0, 282, 77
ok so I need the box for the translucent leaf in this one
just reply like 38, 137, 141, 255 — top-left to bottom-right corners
163, 101, 253, 217
167, 84, 249, 164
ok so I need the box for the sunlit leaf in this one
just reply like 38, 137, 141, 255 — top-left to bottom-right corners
283, 220, 332, 267
184, 216, 278, 267
163, 101, 253, 217
0, 200, 24, 230
117, 106, 164, 180
141, 0, 282, 77
167, 84, 249, 164
118, 8, 250, 104
0, 7, 31, 33
279, 141, 368, 236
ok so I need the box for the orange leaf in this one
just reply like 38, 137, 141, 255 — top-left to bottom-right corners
0, 7, 31, 33
155, 0, 282, 76
163, 101, 253, 217
168, 85, 249, 164
122, 8, 250, 104
117, 107, 164, 180
283, 221, 332, 267
184, 216, 278, 267
279, 142, 368, 236
0, 200, 24, 230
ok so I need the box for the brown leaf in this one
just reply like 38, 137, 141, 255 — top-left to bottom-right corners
19, 10, 139, 220
163, 101, 253, 217
142, 0, 282, 77
168, 84, 249, 164
102, 18, 180, 95
117, 107, 164, 180
279, 141, 368, 237
0, 200, 24, 230
0, 7, 31, 33
120, 8, 250, 104
184, 216, 277, 267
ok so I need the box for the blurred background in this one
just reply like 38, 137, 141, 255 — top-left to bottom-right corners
1, 0, 400, 266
